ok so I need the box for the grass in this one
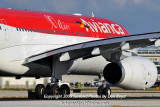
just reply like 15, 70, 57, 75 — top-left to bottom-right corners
0, 88, 34, 91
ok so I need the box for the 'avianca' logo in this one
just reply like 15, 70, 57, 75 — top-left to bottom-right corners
80, 18, 125, 35
76, 21, 90, 28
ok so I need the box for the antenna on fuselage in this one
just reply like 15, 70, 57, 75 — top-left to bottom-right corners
73, 13, 82, 16
92, 12, 94, 17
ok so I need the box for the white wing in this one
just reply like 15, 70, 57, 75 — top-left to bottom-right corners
23, 32, 160, 64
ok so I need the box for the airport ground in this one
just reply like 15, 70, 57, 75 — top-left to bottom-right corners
0, 88, 160, 106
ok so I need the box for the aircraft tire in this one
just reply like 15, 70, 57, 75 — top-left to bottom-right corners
49, 84, 60, 97
97, 85, 103, 98
35, 84, 45, 99
103, 86, 111, 98
60, 84, 70, 98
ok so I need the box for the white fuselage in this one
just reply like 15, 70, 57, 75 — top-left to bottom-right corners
0, 24, 107, 77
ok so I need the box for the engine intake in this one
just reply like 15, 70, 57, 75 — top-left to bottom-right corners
103, 56, 157, 89
103, 63, 122, 84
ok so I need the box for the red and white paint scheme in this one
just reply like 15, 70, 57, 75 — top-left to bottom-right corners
0, 8, 159, 98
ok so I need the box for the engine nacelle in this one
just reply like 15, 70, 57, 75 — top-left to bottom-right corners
103, 56, 157, 89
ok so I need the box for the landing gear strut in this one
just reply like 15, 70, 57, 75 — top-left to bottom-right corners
97, 84, 111, 98
35, 56, 71, 99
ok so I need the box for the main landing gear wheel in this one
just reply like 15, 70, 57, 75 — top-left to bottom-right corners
97, 85, 111, 98
60, 84, 70, 98
97, 85, 103, 98
49, 84, 60, 98
103, 86, 111, 98
35, 84, 45, 99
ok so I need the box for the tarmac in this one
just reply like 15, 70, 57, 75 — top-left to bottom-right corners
0, 90, 160, 107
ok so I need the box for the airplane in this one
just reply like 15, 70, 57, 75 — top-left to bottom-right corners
0, 8, 159, 99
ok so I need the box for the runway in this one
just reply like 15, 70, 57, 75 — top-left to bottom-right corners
0, 97, 160, 107
0, 90, 160, 107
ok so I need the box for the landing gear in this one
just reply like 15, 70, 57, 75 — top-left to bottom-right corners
60, 84, 70, 98
34, 83, 70, 99
32, 57, 71, 99
97, 85, 103, 98
49, 84, 60, 96
35, 84, 45, 99
97, 84, 111, 98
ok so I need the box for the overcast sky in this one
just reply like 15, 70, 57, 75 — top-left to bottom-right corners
0, 0, 160, 34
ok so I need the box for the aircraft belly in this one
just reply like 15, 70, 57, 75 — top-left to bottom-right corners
68, 56, 110, 75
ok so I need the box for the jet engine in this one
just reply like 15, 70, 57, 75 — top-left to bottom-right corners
103, 56, 157, 89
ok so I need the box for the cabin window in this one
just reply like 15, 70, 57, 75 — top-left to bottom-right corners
81, 33, 84, 36
41, 29, 43, 33
64, 31, 66, 35
16, 27, 18, 31
106, 34, 108, 38
56, 30, 58, 34
54, 30, 56, 34
27, 28, 29, 32
46, 29, 48, 33
22, 27, 24, 31
51, 30, 53, 34
43, 29, 45, 33
77, 32, 79, 36
79, 32, 81, 36
67, 31, 69, 35
59, 30, 61, 34
72, 32, 74, 35
19, 27, 21, 31
30, 28, 32, 32
89, 33, 91, 37
38, 29, 40, 33
0, 26, 1, 30
61, 31, 64, 35
84, 33, 86, 36
32, 28, 35, 32
25, 28, 27, 32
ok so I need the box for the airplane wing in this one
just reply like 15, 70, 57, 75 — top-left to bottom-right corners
23, 32, 160, 65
